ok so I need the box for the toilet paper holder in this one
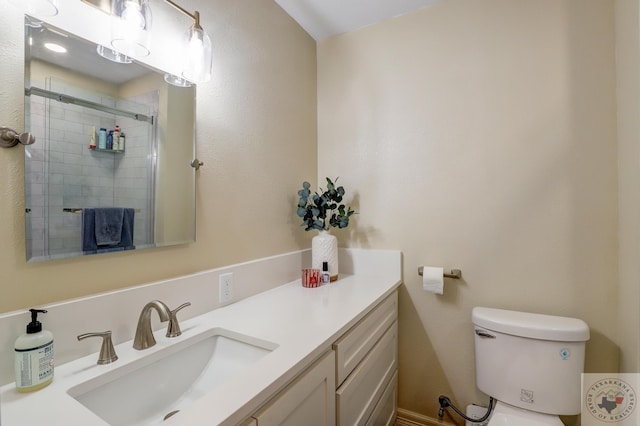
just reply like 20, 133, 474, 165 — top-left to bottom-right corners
418, 267, 462, 279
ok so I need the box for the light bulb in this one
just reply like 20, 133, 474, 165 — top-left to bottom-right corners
189, 30, 203, 48
121, 1, 145, 29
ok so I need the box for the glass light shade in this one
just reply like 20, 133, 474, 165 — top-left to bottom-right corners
110, 0, 152, 58
164, 74, 193, 88
96, 45, 133, 64
10, 0, 58, 16
181, 25, 212, 83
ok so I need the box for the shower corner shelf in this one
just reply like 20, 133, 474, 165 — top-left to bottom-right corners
89, 147, 124, 153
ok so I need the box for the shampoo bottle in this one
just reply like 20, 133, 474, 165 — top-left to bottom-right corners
107, 130, 113, 150
98, 128, 107, 149
113, 125, 120, 151
14, 309, 54, 392
89, 126, 96, 149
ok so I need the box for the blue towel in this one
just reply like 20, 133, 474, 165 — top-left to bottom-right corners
82, 208, 135, 255
95, 208, 124, 245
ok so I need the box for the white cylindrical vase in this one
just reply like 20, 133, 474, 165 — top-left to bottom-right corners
312, 230, 338, 281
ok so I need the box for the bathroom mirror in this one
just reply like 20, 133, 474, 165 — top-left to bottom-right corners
24, 17, 196, 262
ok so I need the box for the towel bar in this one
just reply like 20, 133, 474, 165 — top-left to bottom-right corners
64, 207, 141, 213
418, 267, 462, 279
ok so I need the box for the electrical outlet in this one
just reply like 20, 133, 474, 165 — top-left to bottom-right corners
219, 272, 233, 303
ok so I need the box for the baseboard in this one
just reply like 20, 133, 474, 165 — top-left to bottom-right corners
396, 408, 455, 426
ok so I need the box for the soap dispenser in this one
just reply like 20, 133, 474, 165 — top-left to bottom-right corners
14, 309, 54, 392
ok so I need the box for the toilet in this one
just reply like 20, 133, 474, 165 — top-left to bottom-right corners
469, 307, 590, 425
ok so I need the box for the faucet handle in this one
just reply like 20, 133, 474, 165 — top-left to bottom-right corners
77, 331, 119, 365
166, 302, 191, 338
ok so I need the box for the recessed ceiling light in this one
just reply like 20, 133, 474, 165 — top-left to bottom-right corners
44, 42, 67, 53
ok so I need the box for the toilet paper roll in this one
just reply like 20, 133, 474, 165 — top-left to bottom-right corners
422, 266, 444, 295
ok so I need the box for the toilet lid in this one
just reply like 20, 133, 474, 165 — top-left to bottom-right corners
487, 402, 564, 426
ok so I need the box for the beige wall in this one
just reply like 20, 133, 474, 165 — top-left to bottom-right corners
156, 83, 197, 245
318, 0, 621, 422
615, 0, 640, 374
0, 0, 317, 313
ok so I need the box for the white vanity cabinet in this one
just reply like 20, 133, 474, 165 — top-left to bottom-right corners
333, 292, 398, 426
0, 249, 402, 426
251, 350, 336, 426
366, 370, 398, 426
246, 291, 398, 426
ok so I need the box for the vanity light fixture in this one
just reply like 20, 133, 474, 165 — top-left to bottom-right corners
110, 0, 152, 58
164, 0, 212, 83
96, 45, 133, 64
104, 0, 211, 83
164, 73, 193, 88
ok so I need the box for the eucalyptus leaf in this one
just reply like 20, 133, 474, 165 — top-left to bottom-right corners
296, 177, 358, 232
298, 188, 310, 197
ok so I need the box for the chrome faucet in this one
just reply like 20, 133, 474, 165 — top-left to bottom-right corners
133, 300, 170, 350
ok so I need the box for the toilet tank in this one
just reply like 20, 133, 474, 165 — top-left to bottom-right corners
472, 307, 589, 416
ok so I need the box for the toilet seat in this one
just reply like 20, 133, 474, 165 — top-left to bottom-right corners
486, 401, 564, 425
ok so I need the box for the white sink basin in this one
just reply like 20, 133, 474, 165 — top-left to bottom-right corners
67, 328, 277, 425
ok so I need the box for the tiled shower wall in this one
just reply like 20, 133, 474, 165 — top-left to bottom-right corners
25, 78, 157, 260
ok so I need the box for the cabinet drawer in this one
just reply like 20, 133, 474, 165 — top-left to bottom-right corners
366, 370, 397, 426
333, 292, 397, 386
336, 321, 398, 426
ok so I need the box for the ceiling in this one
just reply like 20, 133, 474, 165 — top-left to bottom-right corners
274, 0, 442, 41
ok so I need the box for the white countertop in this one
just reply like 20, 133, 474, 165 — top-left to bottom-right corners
1, 267, 401, 425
